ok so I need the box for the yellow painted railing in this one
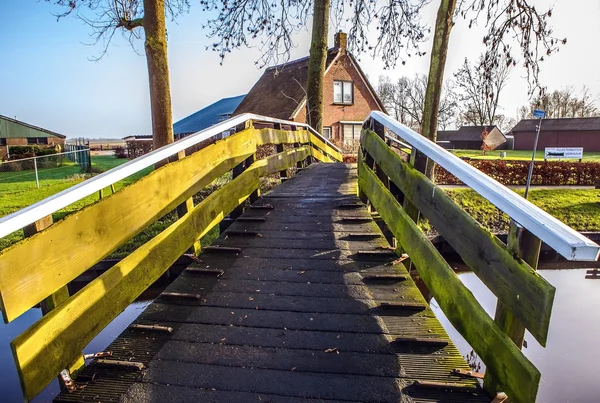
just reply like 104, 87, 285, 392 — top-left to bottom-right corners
0, 116, 341, 401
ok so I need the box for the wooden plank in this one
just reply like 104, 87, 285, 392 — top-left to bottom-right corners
257, 128, 310, 145
311, 146, 335, 163
309, 132, 343, 162
0, 131, 255, 324
362, 129, 555, 346
357, 162, 540, 403
10, 167, 261, 402
252, 147, 311, 177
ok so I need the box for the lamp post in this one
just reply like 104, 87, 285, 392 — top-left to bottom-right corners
524, 109, 546, 199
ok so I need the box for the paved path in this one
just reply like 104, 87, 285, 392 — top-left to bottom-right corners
56, 163, 486, 403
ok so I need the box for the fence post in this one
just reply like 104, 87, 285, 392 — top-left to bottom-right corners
23, 215, 85, 388
274, 123, 288, 181
33, 156, 40, 189
484, 221, 542, 397
220, 120, 257, 232
168, 148, 202, 256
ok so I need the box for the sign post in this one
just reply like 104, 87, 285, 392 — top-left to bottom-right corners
524, 109, 546, 199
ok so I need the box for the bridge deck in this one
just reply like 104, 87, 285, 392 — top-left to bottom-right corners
56, 163, 486, 403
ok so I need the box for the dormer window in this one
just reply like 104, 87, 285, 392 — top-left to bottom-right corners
333, 81, 353, 104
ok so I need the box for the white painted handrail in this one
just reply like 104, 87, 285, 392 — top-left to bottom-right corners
367, 110, 600, 262
0, 113, 339, 239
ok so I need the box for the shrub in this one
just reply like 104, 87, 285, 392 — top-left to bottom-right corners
435, 159, 600, 186
114, 146, 127, 159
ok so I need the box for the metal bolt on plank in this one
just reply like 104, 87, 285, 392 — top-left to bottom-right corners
129, 324, 174, 333
95, 359, 145, 371
160, 292, 202, 300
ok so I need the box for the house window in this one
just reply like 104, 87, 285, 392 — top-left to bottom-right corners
0, 138, 6, 146
342, 124, 362, 146
322, 127, 332, 139
333, 81, 353, 104
27, 137, 48, 145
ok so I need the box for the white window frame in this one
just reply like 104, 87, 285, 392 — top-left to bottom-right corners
333, 80, 354, 105
322, 127, 332, 139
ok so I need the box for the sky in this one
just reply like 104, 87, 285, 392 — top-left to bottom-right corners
1, 0, 599, 139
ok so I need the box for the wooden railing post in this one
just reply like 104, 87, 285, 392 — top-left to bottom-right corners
221, 120, 256, 232
371, 119, 389, 190
274, 123, 288, 181
359, 121, 374, 206
171, 150, 201, 255
484, 221, 542, 398
24, 215, 85, 389
291, 125, 305, 169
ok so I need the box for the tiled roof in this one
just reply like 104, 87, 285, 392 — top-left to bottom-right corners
233, 48, 340, 120
174, 95, 246, 136
511, 117, 600, 133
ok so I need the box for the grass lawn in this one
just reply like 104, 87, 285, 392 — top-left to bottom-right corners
445, 188, 600, 233
0, 155, 151, 250
451, 149, 600, 162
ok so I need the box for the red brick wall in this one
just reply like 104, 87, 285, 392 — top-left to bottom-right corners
323, 54, 383, 141
513, 131, 600, 151
293, 54, 383, 142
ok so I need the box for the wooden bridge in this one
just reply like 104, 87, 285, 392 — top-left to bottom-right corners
0, 113, 598, 403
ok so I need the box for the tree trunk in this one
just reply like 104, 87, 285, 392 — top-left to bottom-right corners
306, 0, 330, 134
421, 0, 457, 179
143, 0, 174, 150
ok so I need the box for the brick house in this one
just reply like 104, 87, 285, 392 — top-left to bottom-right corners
0, 114, 66, 159
511, 117, 600, 151
233, 32, 386, 146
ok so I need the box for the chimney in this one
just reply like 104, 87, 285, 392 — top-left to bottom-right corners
334, 31, 347, 51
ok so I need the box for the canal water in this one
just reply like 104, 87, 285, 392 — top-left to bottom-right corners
0, 269, 598, 402
430, 269, 600, 403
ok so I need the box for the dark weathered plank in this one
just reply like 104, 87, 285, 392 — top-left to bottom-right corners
56, 163, 484, 403
141, 360, 403, 402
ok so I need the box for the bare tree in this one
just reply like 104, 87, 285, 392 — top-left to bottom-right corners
455, 55, 512, 126
420, 0, 564, 179
521, 86, 599, 118
46, 0, 190, 149
202, 0, 429, 133
377, 74, 458, 131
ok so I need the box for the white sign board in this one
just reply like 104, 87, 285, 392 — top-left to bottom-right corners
544, 147, 584, 160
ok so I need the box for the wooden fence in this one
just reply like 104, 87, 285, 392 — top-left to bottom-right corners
0, 115, 341, 401
358, 111, 599, 403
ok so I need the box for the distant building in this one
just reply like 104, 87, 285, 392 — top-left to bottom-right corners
511, 117, 600, 151
234, 32, 386, 145
122, 135, 153, 142
437, 125, 507, 150
174, 95, 246, 140
0, 114, 66, 159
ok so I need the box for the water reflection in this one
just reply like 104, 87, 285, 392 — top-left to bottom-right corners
430, 269, 600, 403
0, 301, 151, 403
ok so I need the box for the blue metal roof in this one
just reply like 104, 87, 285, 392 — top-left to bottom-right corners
173, 95, 246, 136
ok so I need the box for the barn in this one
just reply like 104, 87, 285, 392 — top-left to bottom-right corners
0, 114, 66, 159
436, 125, 507, 150
511, 117, 600, 151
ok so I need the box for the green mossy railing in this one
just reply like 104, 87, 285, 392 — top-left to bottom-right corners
358, 124, 554, 403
